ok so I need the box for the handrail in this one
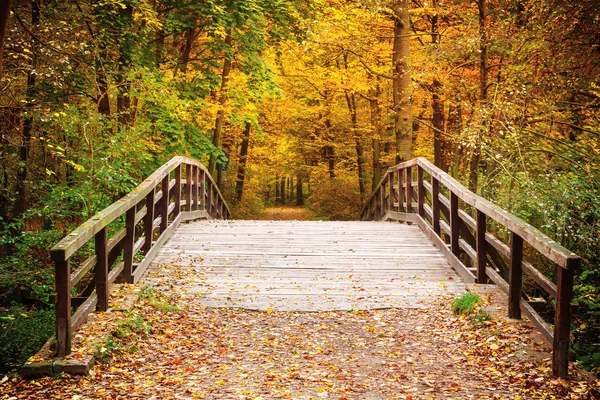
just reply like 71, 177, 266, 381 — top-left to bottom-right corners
361, 157, 579, 379
51, 156, 230, 357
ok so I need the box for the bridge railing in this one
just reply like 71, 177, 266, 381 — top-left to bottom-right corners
361, 157, 580, 379
50, 156, 229, 357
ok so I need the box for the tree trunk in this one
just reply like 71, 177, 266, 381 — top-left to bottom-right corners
296, 174, 304, 206
430, 11, 446, 171
393, 0, 412, 163
370, 80, 383, 190
432, 79, 446, 171
0, 0, 13, 79
235, 122, 251, 201
176, 28, 196, 77
209, 32, 233, 182
275, 175, 280, 204
469, 0, 487, 193
341, 53, 366, 199
116, 5, 134, 127
279, 176, 286, 205
14, 1, 40, 222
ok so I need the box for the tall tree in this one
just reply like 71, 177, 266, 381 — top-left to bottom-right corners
392, 0, 413, 163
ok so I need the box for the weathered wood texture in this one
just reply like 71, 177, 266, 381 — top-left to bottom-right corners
361, 157, 580, 379
50, 157, 229, 357
149, 220, 466, 311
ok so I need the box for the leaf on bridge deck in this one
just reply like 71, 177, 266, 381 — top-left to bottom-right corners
2, 264, 598, 399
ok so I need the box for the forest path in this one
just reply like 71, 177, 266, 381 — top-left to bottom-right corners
258, 205, 315, 220
3, 282, 589, 399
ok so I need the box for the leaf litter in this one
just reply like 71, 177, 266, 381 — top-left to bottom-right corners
1, 265, 598, 400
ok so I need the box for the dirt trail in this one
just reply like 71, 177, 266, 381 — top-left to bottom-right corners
258, 206, 315, 221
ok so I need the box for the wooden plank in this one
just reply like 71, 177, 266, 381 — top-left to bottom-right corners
508, 233, 524, 319
450, 192, 459, 256
405, 167, 413, 213
71, 293, 98, 332
160, 176, 169, 233
417, 166, 425, 217
415, 158, 578, 268
122, 207, 136, 283
132, 212, 184, 283
55, 258, 71, 357
414, 216, 476, 283
486, 267, 553, 343
174, 165, 181, 218
431, 177, 441, 236
476, 210, 487, 283
185, 164, 192, 212
553, 261, 576, 378
143, 190, 155, 253
95, 227, 109, 312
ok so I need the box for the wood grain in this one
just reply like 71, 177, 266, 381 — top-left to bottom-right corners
148, 220, 466, 311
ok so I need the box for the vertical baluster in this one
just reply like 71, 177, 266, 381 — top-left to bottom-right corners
388, 173, 394, 212
122, 207, 136, 283
405, 166, 412, 213
200, 170, 206, 210
160, 175, 169, 232
174, 165, 181, 217
476, 210, 487, 283
143, 189, 154, 253
192, 165, 199, 211
379, 182, 385, 219
185, 164, 192, 212
55, 257, 71, 356
432, 177, 440, 235
398, 170, 405, 212
95, 227, 109, 309
207, 182, 213, 217
417, 165, 424, 217
450, 192, 459, 256
553, 260, 577, 378
508, 232, 523, 319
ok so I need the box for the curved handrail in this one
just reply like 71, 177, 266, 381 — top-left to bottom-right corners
362, 157, 579, 379
51, 156, 230, 357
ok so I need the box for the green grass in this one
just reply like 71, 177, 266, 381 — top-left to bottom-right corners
451, 292, 482, 315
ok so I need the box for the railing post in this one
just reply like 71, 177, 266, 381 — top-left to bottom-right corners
174, 165, 181, 217
417, 166, 424, 217
192, 165, 199, 211
55, 257, 71, 357
379, 183, 385, 219
185, 164, 192, 212
432, 177, 440, 235
450, 192, 460, 256
553, 259, 577, 378
160, 175, 169, 232
508, 232, 523, 319
207, 182, 213, 217
387, 173, 394, 212
476, 210, 487, 283
199, 170, 206, 211
143, 189, 154, 253
122, 207, 136, 283
398, 170, 405, 212
95, 227, 109, 310
405, 166, 413, 213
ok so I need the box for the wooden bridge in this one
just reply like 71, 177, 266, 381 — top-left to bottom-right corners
46, 156, 579, 379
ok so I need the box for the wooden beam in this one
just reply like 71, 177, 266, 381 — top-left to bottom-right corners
508, 232, 523, 319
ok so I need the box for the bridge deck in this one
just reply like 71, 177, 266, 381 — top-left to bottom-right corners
149, 220, 466, 311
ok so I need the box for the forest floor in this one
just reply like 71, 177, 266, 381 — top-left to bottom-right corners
258, 205, 315, 221
1, 267, 598, 399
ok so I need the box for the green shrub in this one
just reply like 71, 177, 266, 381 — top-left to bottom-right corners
0, 305, 55, 375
